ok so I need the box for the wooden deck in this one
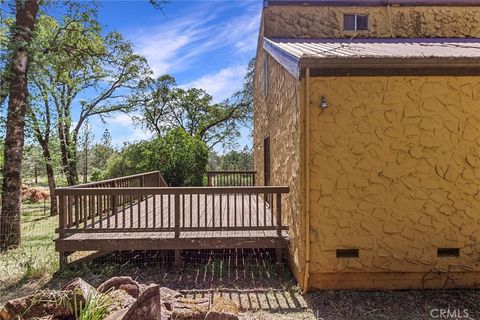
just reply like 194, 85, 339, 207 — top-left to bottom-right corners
55, 172, 289, 265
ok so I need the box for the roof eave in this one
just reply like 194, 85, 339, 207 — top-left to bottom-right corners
263, 38, 480, 78
299, 57, 480, 76
263, 38, 302, 79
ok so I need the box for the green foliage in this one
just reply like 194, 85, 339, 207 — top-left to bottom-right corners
72, 290, 115, 320
103, 128, 208, 186
209, 146, 253, 171
131, 63, 254, 149
27, 3, 150, 186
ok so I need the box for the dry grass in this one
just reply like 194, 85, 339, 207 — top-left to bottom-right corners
0, 202, 58, 291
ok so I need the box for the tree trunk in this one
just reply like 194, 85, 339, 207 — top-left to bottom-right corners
0, 0, 40, 251
59, 128, 79, 186
38, 141, 57, 216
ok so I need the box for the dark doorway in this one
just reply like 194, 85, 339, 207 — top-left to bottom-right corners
264, 136, 270, 187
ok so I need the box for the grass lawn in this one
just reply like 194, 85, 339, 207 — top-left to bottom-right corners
1, 204, 479, 319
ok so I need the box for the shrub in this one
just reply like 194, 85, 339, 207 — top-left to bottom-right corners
102, 128, 208, 186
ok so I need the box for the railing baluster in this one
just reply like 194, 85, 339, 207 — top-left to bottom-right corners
227, 193, 230, 228
130, 195, 133, 229
190, 193, 193, 229
276, 193, 282, 236
168, 194, 171, 228
204, 193, 207, 228
256, 193, 259, 227
219, 193, 223, 228
145, 192, 149, 228
212, 192, 215, 227
234, 193, 237, 227
241, 193, 245, 228
153, 193, 156, 228
174, 193, 180, 237
160, 194, 164, 229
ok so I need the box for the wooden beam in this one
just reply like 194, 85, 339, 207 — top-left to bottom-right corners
55, 237, 289, 252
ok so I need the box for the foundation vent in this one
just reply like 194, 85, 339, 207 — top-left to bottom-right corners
437, 248, 460, 258
336, 249, 359, 258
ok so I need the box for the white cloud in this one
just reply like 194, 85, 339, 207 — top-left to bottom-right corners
103, 113, 153, 146
131, 2, 261, 77
179, 65, 246, 102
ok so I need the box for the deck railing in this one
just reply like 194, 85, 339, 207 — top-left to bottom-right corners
56, 186, 289, 236
206, 170, 256, 187
68, 171, 167, 189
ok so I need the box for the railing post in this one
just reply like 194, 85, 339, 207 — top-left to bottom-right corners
111, 181, 117, 222
207, 173, 212, 187
276, 192, 282, 236
276, 192, 283, 263
174, 193, 181, 267
252, 172, 256, 186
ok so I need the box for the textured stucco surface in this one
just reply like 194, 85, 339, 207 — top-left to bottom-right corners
308, 76, 480, 288
254, 37, 306, 283
264, 6, 480, 38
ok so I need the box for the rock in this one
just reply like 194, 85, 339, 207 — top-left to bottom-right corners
171, 297, 209, 320
108, 284, 165, 320
62, 277, 97, 304
98, 276, 141, 298
160, 287, 182, 311
205, 297, 239, 320
106, 289, 137, 309
0, 291, 72, 320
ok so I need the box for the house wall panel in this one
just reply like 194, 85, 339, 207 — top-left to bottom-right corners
308, 76, 480, 289
264, 6, 480, 38
254, 37, 306, 284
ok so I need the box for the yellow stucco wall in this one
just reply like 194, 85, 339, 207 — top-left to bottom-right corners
308, 76, 480, 289
264, 5, 480, 38
253, 31, 306, 284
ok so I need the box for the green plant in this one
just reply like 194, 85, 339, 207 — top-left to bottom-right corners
103, 128, 209, 186
72, 289, 115, 320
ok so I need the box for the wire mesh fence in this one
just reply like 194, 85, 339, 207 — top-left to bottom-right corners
0, 200, 57, 285
0, 195, 288, 285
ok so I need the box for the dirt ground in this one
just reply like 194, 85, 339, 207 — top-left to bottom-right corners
2, 250, 479, 319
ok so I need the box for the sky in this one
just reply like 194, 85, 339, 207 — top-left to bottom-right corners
1, 0, 262, 151
88, 0, 261, 150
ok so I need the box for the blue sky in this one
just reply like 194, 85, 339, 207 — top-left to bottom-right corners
1, 0, 261, 151
92, 0, 261, 150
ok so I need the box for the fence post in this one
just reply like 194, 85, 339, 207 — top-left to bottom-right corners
174, 193, 181, 267
207, 173, 212, 187
252, 172, 256, 186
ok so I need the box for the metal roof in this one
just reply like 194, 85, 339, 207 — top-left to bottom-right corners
263, 37, 480, 78
265, 0, 480, 6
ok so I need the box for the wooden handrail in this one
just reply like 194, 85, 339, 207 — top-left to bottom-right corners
56, 185, 289, 236
67, 171, 165, 189
207, 170, 256, 174
56, 186, 289, 196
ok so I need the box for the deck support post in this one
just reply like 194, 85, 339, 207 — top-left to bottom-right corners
275, 248, 283, 264
58, 195, 68, 269
174, 250, 182, 268
59, 251, 68, 269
